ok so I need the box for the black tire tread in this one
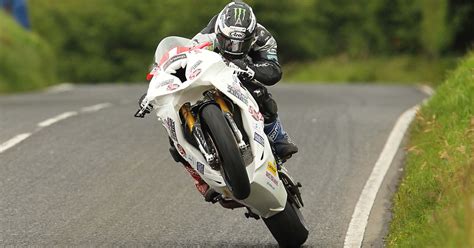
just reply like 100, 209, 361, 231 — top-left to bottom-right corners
263, 200, 309, 247
201, 104, 250, 200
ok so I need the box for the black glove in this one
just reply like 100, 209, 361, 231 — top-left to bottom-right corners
231, 59, 255, 83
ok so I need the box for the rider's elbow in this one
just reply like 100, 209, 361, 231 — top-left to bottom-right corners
262, 67, 282, 86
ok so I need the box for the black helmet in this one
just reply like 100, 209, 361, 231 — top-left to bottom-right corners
215, 1, 257, 59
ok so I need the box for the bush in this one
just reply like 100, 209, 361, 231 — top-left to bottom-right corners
0, 10, 56, 93
27, 0, 473, 83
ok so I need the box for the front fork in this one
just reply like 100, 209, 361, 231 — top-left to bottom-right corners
212, 92, 248, 151
180, 102, 218, 169
179, 90, 251, 169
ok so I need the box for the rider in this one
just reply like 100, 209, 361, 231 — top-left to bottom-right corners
192, 1, 298, 159
183, 1, 298, 199
142, 1, 298, 200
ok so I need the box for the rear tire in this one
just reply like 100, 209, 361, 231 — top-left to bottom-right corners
201, 104, 250, 200
263, 200, 309, 247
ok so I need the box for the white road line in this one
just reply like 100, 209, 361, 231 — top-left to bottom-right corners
81, 103, 113, 113
344, 105, 419, 248
37, 111, 78, 128
418, 85, 435, 96
0, 133, 32, 154
1, 103, 114, 154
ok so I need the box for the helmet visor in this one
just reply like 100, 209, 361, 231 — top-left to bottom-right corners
217, 33, 253, 56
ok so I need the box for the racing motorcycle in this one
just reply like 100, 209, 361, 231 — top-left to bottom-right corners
134, 36, 308, 247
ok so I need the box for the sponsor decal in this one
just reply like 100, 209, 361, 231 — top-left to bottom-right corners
253, 132, 264, 146
156, 79, 174, 88
177, 144, 186, 156
266, 181, 276, 190
234, 8, 246, 24
252, 122, 263, 131
265, 171, 279, 186
185, 155, 195, 165
165, 117, 177, 141
268, 120, 281, 141
197, 162, 205, 174
249, 106, 264, 121
167, 83, 180, 91
230, 31, 245, 39
191, 60, 202, 71
227, 84, 249, 104
267, 161, 277, 176
162, 54, 187, 71
188, 68, 201, 80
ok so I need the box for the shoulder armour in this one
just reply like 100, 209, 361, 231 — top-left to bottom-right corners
254, 24, 272, 47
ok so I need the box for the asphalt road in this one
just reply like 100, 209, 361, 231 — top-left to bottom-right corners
0, 83, 426, 247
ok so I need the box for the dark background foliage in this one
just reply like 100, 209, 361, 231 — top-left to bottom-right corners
28, 0, 474, 83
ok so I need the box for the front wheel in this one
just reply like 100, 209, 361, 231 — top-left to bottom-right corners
201, 104, 250, 200
263, 200, 309, 247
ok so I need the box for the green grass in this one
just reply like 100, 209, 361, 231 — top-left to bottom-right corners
283, 55, 457, 86
386, 52, 474, 247
0, 10, 57, 93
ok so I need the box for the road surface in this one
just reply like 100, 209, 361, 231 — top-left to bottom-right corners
0, 83, 426, 247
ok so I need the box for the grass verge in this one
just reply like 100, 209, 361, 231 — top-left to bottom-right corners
0, 10, 57, 93
386, 52, 474, 247
283, 55, 457, 86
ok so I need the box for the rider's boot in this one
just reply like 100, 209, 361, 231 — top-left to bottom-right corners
264, 117, 298, 160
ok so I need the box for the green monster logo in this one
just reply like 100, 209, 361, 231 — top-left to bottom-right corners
234, 8, 246, 22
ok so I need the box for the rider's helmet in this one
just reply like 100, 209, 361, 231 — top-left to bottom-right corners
215, 1, 257, 59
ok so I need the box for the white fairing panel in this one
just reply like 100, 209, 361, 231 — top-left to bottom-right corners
146, 36, 287, 218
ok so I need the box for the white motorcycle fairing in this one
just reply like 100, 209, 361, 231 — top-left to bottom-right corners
144, 37, 287, 218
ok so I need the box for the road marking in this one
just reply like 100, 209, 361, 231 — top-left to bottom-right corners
37, 111, 78, 128
344, 105, 419, 248
418, 85, 435, 96
0, 133, 32, 154
81, 103, 113, 113
1, 103, 114, 154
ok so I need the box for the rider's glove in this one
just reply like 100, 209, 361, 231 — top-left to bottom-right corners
231, 59, 255, 83
138, 93, 153, 114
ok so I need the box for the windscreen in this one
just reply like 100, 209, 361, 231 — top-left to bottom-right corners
154, 36, 193, 65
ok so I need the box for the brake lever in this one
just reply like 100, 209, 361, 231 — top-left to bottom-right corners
134, 108, 147, 118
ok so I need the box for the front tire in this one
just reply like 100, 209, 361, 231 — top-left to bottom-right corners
263, 200, 309, 247
201, 104, 250, 200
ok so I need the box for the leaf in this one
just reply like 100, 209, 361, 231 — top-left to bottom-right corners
456, 146, 466, 154
439, 150, 449, 160
407, 145, 422, 155
421, 162, 427, 170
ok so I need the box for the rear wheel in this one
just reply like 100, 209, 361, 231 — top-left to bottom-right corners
263, 200, 309, 247
201, 104, 250, 200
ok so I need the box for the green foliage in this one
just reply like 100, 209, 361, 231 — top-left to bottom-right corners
420, 0, 450, 56
0, 10, 56, 93
27, 0, 473, 83
284, 55, 456, 85
29, 0, 228, 82
387, 52, 474, 247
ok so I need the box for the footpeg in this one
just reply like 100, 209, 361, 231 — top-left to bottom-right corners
244, 208, 260, 220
